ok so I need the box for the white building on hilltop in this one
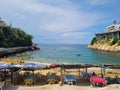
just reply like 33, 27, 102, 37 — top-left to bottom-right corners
0, 17, 6, 28
96, 21, 120, 39
107, 24, 120, 32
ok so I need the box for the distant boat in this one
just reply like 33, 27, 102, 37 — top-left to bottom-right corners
76, 54, 81, 56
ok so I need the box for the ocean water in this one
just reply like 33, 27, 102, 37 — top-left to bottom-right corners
28, 44, 120, 64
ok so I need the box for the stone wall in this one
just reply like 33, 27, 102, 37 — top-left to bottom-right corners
0, 46, 40, 57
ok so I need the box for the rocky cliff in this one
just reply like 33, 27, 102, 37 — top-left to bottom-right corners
87, 44, 120, 53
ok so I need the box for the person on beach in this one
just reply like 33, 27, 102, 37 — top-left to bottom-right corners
91, 72, 96, 77
59, 81, 63, 90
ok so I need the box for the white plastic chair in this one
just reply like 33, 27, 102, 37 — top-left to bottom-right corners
0, 82, 4, 90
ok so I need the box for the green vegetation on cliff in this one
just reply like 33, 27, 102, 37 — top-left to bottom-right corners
90, 37, 97, 45
0, 26, 33, 48
90, 37, 120, 46
110, 37, 119, 46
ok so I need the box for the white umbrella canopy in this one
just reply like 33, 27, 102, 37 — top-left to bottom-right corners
37, 64, 47, 69
8, 64, 23, 68
24, 62, 38, 68
24, 62, 39, 71
24, 62, 48, 70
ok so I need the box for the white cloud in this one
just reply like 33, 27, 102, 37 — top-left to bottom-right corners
0, 0, 104, 44
0, 0, 101, 32
40, 11, 100, 33
62, 32, 90, 38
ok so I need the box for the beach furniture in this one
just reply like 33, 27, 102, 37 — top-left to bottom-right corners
90, 77, 106, 87
24, 62, 39, 75
114, 77, 120, 84
24, 75, 37, 85
63, 75, 76, 85
0, 82, 4, 90
81, 72, 91, 80
5, 75, 19, 84
0, 72, 5, 81
105, 77, 111, 85
23, 62, 41, 85
46, 73, 59, 84
5, 63, 22, 85
24, 72, 30, 77
24, 76, 34, 85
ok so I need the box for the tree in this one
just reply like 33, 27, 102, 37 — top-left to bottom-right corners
0, 26, 33, 47
90, 37, 97, 45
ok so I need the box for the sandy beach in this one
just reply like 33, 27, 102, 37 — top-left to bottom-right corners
4, 84, 120, 90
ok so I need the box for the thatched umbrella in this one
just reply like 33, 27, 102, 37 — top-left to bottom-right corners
23, 62, 38, 75
7, 64, 22, 84
0, 62, 8, 69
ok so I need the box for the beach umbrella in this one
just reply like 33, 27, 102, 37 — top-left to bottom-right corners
24, 62, 38, 75
8, 64, 22, 68
7, 63, 23, 73
7, 63, 23, 84
24, 62, 38, 68
49, 63, 59, 68
38, 64, 46, 68
0, 62, 8, 69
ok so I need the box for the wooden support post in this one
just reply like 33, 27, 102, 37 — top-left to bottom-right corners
11, 68, 14, 84
32, 70, 34, 75
60, 67, 63, 82
79, 67, 80, 78
101, 66, 103, 78
103, 66, 106, 76
4, 69, 7, 78
85, 67, 87, 72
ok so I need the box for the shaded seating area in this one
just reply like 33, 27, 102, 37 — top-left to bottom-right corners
1, 61, 120, 88
5, 75, 18, 84
5, 64, 22, 85
22, 62, 46, 86
59, 64, 120, 87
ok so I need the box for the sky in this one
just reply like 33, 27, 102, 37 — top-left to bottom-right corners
0, 0, 120, 44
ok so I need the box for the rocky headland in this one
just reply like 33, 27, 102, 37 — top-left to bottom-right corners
0, 18, 40, 57
88, 44, 120, 53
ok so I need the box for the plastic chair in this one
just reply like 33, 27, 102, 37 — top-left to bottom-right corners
0, 82, 4, 90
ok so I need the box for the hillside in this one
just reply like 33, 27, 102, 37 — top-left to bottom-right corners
0, 26, 33, 48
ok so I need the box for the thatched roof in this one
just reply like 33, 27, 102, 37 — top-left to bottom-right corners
60, 64, 120, 69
